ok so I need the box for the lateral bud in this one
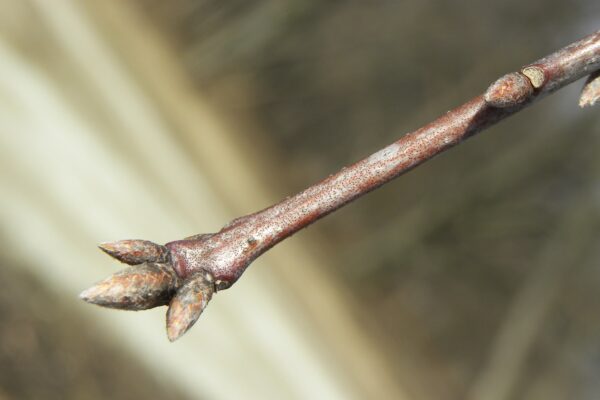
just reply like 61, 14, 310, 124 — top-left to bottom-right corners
79, 263, 180, 310
166, 271, 215, 342
484, 72, 534, 108
99, 239, 169, 265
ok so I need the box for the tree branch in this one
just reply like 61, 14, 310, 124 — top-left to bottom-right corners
81, 30, 600, 341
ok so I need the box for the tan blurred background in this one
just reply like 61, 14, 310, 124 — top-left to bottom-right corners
0, 1, 599, 399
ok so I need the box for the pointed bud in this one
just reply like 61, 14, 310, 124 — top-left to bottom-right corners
79, 263, 180, 310
166, 271, 215, 342
99, 240, 169, 265
580, 71, 600, 107
484, 72, 534, 108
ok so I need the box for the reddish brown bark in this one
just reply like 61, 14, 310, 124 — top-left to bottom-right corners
82, 30, 600, 341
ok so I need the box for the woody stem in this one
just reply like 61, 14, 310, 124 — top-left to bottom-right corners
167, 31, 600, 285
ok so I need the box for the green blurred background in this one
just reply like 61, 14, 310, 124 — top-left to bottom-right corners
0, 1, 599, 399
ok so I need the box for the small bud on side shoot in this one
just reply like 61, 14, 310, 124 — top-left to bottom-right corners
580, 70, 600, 107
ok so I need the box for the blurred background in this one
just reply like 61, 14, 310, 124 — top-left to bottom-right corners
0, 1, 599, 399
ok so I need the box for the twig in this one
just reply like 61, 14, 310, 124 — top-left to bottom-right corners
81, 30, 600, 341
